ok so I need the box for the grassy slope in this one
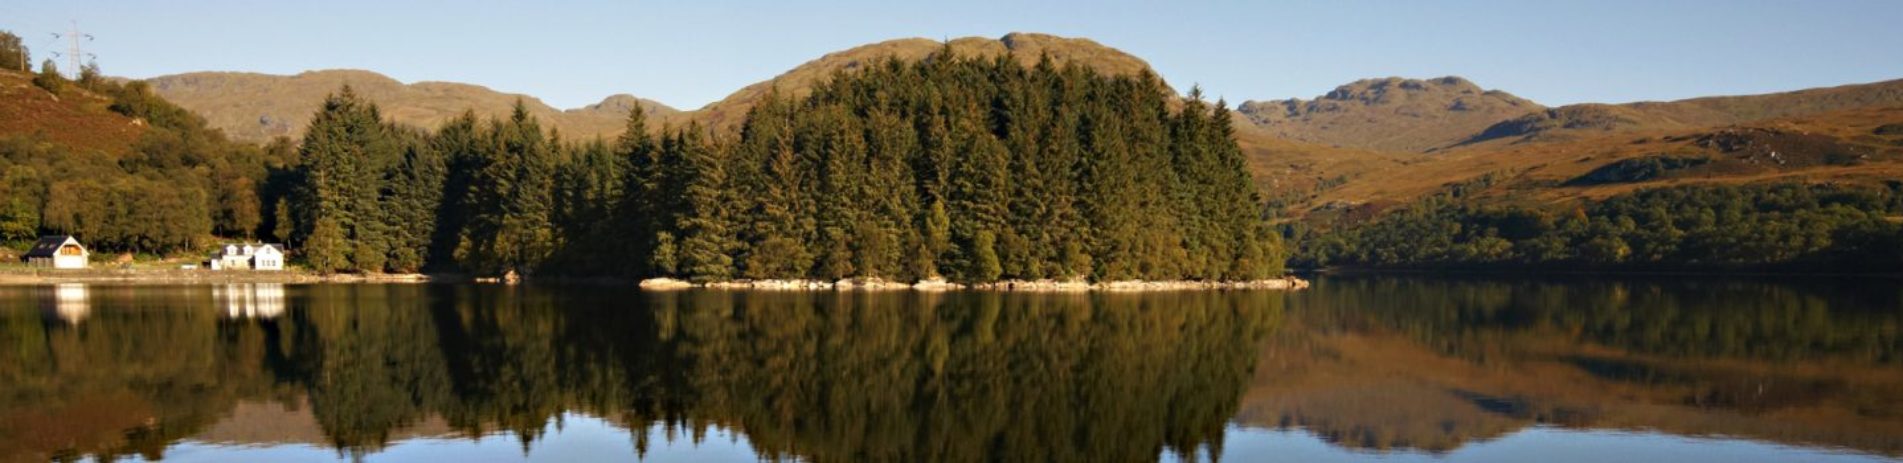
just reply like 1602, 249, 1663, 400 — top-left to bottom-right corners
0, 69, 144, 154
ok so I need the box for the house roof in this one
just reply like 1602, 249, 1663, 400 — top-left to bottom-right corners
23, 235, 81, 258
213, 243, 285, 258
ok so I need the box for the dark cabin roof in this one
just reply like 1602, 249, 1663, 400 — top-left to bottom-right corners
22, 235, 80, 258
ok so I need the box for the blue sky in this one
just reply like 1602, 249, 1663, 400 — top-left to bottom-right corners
3, 1, 1901, 110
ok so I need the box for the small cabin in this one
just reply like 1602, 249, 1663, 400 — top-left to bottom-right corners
209, 243, 285, 271
22, 235, 89, 269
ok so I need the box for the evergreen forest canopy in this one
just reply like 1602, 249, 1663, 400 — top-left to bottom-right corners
280, 53, 1282, 281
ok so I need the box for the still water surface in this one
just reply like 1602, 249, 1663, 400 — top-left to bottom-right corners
0, 276, 1898, 462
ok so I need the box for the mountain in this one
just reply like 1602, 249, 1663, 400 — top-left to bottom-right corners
1463, 78, 1903, 145
146, 33, 1154, 142
1236, 76, 1903, 220
146, 70, 680, 142
686, 32, 1162, 130
124, 33, 1903, 225
1237, 76, 1542, 153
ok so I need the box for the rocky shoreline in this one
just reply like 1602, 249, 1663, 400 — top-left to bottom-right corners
638, 276, 1310, 292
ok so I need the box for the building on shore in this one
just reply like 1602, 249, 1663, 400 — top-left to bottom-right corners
209, 243, 286, 271
22, 235, 89, 269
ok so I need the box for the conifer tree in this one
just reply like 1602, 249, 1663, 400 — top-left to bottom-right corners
292, 86, 397, 273
673, 126, 738, 281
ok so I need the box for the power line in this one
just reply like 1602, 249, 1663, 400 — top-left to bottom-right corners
49, 20, 93, 77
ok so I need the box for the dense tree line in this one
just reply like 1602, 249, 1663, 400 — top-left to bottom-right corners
282, 52, 1283, 281
0, 49, 291, 253
1294, 183, 1903, 271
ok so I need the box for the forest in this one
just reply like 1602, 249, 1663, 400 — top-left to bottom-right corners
4, 40, 1282, 282
9, 27, 1903, 277
1292, 182, 1903, 271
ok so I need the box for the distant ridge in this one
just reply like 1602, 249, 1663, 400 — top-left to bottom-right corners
1462, 78, 1903, 145
146, 69, 679, 142
1237, 76, 1542, 153
146, 32, 1159, 142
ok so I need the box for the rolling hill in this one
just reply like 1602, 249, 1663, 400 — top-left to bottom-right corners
1463, 78, 1903, 146
145, 69, 680, 142
123, 33, 1903, 224
1236, 76, 1543, 153
146, 32, 1160, 141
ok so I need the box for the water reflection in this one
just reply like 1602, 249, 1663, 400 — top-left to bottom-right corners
40, 284, 88, 325
0, 279, 1896, 462
214, 284, 284, 319
1244, 275, 1903, 458
0, 286, 1276, 462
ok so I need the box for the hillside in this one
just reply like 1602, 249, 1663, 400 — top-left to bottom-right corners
1237, 76, 1543, 153
0, 69, 145, 154
686, 32, 1162, 130
1463, 78, 1903, 146
146, 33, 1157, 142
135, 32, 1390, 207
123, 33, 1903, 230
146, 70, 680, 142
1299, 105, 1903, 216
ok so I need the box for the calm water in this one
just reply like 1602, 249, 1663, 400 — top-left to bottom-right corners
0, 276, 1899, 462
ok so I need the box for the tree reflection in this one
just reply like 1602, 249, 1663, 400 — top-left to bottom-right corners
0, 285, 1278, 462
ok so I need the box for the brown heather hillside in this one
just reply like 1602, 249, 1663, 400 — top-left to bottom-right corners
0, 69, 145, 153
1301, 105, 1903, 216
1237, 76, 1543, 153
1464, 78, 1903, 146
1252, 76, 1903, 218
146, 69, 680, 142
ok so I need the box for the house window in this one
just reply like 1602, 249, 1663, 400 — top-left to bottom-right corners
58, 245, 82, 256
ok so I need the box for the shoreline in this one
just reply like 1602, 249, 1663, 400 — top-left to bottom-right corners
0, 268, 442, 285
0, 268, 1310, 291
639, 277, 1312, 292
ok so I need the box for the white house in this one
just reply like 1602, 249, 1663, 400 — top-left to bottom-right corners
209, 243, 286, 271
22, 235, 89, 269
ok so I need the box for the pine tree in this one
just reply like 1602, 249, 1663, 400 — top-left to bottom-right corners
457, 100, 558, 276
386, 130, 446, 273
608, 106, 659, 276
733, 91, 814, 279
292, 86, 396, 273
673, 126, 738, 281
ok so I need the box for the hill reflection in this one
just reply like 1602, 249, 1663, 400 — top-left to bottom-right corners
0, 279, 1898, 462
0, 286, 1277, 462
1240, 275, 1903, 456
